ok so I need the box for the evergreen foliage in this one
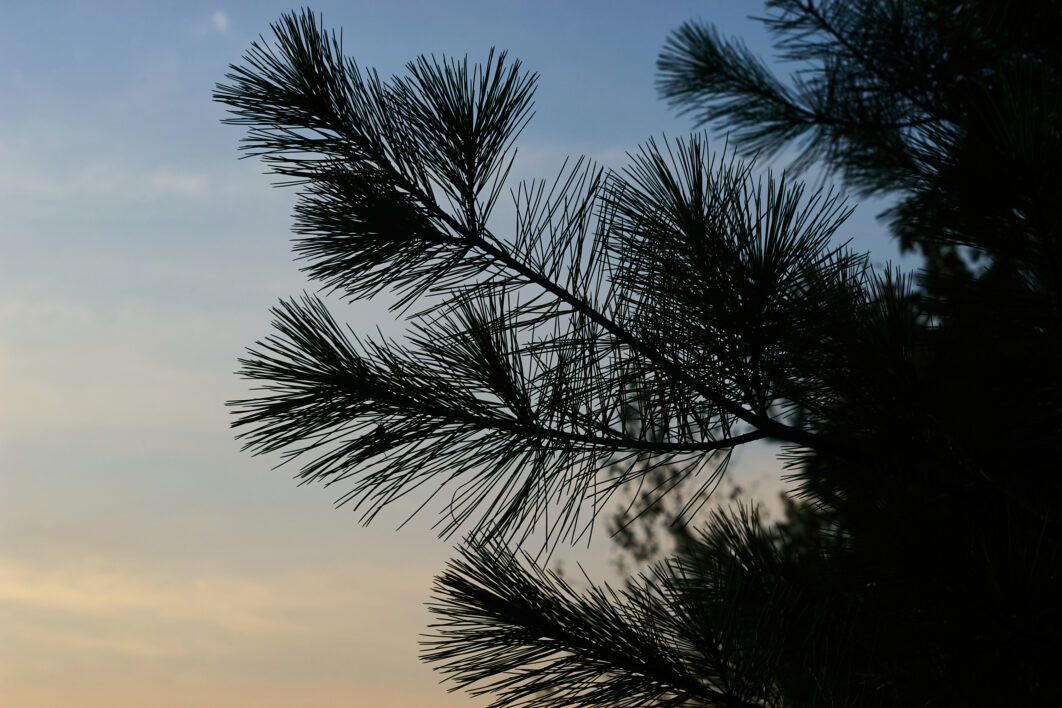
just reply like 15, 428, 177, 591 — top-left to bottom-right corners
216, 3, 1061, 704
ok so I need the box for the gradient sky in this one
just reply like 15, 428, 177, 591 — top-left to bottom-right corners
0, 2, 914, 706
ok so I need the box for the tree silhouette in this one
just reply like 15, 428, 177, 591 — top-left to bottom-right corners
216, 3, 1061, 705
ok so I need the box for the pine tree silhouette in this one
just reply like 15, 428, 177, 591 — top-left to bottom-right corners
216, 3, 1061, 704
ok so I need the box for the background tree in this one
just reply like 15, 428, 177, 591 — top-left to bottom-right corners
216, 2, 1061, 705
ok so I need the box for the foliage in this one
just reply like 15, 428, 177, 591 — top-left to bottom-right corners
217, 3, 1062, 705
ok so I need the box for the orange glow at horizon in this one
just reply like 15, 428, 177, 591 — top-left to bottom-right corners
0, 552, 483, 707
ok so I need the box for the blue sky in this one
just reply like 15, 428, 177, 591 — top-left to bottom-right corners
0, 3, 913, 706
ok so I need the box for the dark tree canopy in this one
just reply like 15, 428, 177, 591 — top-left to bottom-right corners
216, 2, 1062, 705
659, 0, 1062, 281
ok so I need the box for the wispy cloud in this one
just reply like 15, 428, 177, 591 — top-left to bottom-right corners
0, 551, 473, 707
0, 556, 361, 640
211, 10, 231, 33
0, 155, 217, 201
0, 299, 241, 437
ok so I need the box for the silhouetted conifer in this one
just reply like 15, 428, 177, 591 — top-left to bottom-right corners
217, 3, 1061, 704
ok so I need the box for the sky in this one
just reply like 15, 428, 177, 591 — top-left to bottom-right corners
0, 2, 915, 706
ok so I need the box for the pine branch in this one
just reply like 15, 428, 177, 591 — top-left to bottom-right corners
424, 538, 778, 708
218, 9, 874, 544
231, 295, 763, 542
657, 4, 942, 181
